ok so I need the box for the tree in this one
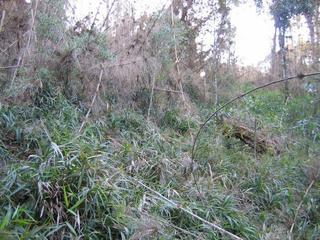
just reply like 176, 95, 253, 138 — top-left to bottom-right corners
255, 0, 319, 101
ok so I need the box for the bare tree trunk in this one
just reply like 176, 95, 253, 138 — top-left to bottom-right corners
271, 25, 277, 75
147, 74, 156, 121
171, 4, 189, 110
203, 63, 207, 101
279, 27, 289, 102
305, 13, 316, 68
315, 5, 320, 69
313, 5, 320, 116
212, 17, 219, 107
213, 67, 218, 106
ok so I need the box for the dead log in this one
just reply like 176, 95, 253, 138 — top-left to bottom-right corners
219, 117, 281, 155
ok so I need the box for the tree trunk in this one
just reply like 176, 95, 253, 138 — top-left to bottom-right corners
305, 13, 316, 68
220, 117, 281, 155
214, 69, 218, 106
271, 25, 277, 75
279, 26, 289, 102
315, 5, 320, 68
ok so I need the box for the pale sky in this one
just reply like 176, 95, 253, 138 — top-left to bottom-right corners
230, 2, 274, 66
70, 0, 308, 67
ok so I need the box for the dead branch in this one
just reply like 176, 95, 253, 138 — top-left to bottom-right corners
220, 117, 281, 154
152, 87, 183, 94
147, 75, 156, 120
135, 179, 243, 240
289, 180, 315, 239
138, 0, 171, 53
9, 55, 23, 89
0, 30, 30, 56
88, 59, 143, 72
0, 65, 21, 69
78, 69, 104, 133
100, 0, 117, 32
0, 10, 5, 32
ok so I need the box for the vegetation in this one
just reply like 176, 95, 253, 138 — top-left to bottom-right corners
0, 0, 319, 239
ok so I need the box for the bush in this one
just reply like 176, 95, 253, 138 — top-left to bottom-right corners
160, 109, 193, 134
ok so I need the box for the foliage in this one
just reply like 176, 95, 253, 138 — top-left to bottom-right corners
1, 83, 319, 239
269, 0, 316, 29
0, 0, 319, 239
160, 109, 195, 134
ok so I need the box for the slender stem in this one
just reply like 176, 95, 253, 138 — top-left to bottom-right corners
152, 87, 183, 93
147, 75, 156, 120
0, 10, 5, 32
289, 180, 315, 239
78, 69, 104, 133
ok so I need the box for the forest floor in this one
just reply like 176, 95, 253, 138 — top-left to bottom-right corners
0, 84, 319, 239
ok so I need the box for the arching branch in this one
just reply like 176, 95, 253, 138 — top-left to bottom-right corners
191, 72, 320, 163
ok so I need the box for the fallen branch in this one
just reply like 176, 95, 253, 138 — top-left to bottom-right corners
220, 117, 281, 154
191, 72, 320, 163
0, 65, 21, 69
0, 10, 5, 32
289, 180, 315, 239
135, 179, 243, 240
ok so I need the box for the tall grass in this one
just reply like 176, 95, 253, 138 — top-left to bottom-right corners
0, 86, 319, 239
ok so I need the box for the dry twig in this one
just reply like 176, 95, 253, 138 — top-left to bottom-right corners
289, 179, 316, 239
147, 75, 156, 120
152, 87, 183, 94
0, 10, 5, 32
78, 69, 104, 133
135, 179, 243, 240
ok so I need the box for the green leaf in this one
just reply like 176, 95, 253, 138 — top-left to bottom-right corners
70, 197, 85, 211
0, 207, 12, 230
65, 222, 77, 236
63, 185, 70, 208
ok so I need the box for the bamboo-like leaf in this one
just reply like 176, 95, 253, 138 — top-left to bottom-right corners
0, 207, 12, 230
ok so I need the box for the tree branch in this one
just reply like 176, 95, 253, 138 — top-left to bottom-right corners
289, 180, 315, 239
191, 72, 320, 163
135, 179, 243, 240
78, 69, 104, 133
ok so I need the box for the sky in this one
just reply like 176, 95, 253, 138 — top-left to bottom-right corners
230, 2, 274, 66
70, 0, 308, 68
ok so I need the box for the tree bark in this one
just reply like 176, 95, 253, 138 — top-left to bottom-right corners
305, 13, 316, 68
279, 26, 289, 102
220, 117, 281, 155
271, 25, 277, 75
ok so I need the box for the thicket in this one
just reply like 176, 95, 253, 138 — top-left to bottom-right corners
0, 0, 319, 239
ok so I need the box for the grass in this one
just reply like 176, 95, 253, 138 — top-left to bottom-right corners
0, 86, 319, 239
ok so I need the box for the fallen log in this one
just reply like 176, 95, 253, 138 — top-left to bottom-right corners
219, 117, 281, 155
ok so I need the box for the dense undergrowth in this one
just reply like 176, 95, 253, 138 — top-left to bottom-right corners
1, 0, 319, 239
0, 83, 319, 240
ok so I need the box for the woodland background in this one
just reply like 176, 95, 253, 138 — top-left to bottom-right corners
0, 0, 319, 239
